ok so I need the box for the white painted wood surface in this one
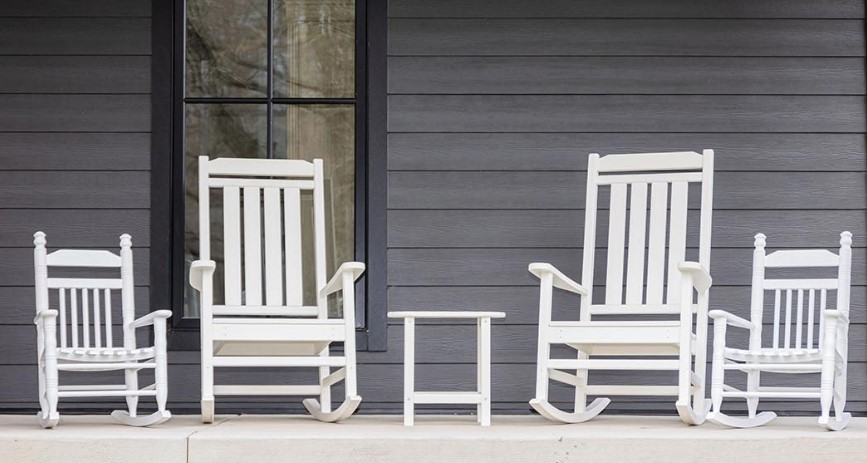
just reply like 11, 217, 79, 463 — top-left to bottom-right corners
529, 150, 715, 425
33, 232, 171, 428
389, 311, 505, 426
708, 232, 854, 431
189, 156, 365, 423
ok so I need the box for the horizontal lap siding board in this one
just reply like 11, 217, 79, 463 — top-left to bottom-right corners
388, 133, 867, 171
388, 95, 866, 133
385, 0, 867, 417
0, 1, 153, 412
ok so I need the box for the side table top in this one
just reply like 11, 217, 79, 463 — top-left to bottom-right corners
388, 311, 506, 319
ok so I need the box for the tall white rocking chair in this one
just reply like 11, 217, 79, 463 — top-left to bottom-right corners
707, 232, 853, 431
530, 150, 714, 425
190, 156, 365, 423
33, 232, 172, 428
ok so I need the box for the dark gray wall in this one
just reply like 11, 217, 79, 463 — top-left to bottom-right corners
0, 0, 865, 417
385, 0, 867, 415
0, 0, 153, 412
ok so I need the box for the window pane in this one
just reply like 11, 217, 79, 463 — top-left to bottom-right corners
183, 104, 268, 317
273, 104, 354, 315
186, 0, 268, 98
273, 0, 355, 98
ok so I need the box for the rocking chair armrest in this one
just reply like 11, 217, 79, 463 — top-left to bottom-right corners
678, 261, 712, 293
528, 263, 588, 295
708, 310, 754, 330
320, 262, 366, 298
189, 259, 216, 292
130, 310, 173, 329
33, 310, 58, 324
822, 310, 850, 325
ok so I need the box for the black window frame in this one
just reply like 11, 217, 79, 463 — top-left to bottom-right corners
150, 0, 387, 351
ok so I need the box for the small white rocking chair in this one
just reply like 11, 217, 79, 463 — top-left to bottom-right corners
707, 232, 853, 431
33, 232, 172, 428
530, 150, 714, 425
190, 156, 365, 423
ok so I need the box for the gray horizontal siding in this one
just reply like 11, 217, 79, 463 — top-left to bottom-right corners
388, 172, 866, 210
388, 95, 866, 133
388, 210, 867, 248
390, 57, 867, 95
0, 0, 153, 414
389, 19, 865, 57
0, 18, 151, 55
0, 56, 150, 93
0, 95, 150, 132
388, 0, 865, 19
384, 0, 867, 417
388, 133, 867, 171
0, 0, 152, 17
0, 133, 150, 170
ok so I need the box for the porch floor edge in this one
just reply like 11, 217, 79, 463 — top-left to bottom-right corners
2, 414, 867, 463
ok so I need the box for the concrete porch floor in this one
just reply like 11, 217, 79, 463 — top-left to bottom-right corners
2, 414, 867, 463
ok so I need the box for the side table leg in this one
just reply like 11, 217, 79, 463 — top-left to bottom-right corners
404, 317, 415, 426
480, 316, 492, 426
477, 317, 482, 423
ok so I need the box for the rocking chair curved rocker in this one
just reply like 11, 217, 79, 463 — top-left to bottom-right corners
190, 157, 364, 423
530, 150, 715, 425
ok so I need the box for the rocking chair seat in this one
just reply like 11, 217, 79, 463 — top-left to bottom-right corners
723, 347, 822, 363
57, 347, 156, 362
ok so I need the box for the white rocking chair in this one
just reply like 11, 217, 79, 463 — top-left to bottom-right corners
707, 232, 853, 431
530, 150, 714, 425
190, 156, 365, 423
33, 232, 172, 428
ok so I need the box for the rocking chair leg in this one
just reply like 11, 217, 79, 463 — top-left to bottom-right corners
40, 319, 60, 429
709, 319, 726, 418
746, 371, 760, 418
574, 351, 589, 413
201, 360, 215, 423
319, 366, 332, 414
124, 369, 139, 418
818, 318, 837, 428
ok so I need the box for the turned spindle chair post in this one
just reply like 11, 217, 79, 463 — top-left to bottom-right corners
530, 150, 714, 425
707, 232, 853, 431
33, 232, 171, 428
189, 156, 365, 423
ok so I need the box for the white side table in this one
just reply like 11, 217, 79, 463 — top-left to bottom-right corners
388, 311, 506, 426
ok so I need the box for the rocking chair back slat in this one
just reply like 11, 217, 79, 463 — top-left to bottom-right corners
625, 183, 648, 304
104, 289, 113, 348
93, 288, 102, 348
807, 289, 816, 349
772, 289, 781, 349
223, 186, 242, 305
665, 181, 689, 305
645, 182, 669, 305
58, 289, 66, 348
199, 156, 328, 316
819, 289, 828, 347
605, 184, 627, 304
70, 288, 78, 348
264, 187, 283, 306
284, 188, 304, 306
783, 289, 792, 349
243, 187, 263, 306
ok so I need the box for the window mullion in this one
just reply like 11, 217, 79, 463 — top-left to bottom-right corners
266, 0, 274, 159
